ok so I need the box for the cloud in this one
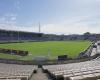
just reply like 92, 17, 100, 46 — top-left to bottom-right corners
0, 13, 39, 32
41, 15, 100, 34
0, 22, 99, 35
41, 24, 100, 35
0, 23, 39, 32
0, 16, 100, 34
0, 13, 17, 25
41, 22, 89, 35
0, 14, 100, 35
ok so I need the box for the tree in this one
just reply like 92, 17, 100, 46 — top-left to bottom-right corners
83, 32, 91, 40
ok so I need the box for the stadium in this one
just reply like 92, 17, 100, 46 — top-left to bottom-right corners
0, 29, 100, 80
1, 0, 100, 80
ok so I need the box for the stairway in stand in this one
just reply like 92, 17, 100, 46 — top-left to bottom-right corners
31, 68, 48, 80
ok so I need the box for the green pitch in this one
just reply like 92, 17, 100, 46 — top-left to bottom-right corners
0, 41, 91, 60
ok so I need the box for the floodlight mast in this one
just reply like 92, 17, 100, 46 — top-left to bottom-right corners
39, 22, 41, 33
18, 31, 20, 42
10, 30, 13, 54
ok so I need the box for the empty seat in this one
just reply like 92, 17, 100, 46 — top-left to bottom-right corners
0, 63, 37, 80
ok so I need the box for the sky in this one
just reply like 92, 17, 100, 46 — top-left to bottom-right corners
0, 0, 100, 35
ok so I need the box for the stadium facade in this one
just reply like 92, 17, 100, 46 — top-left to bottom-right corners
0, 29, 100, 42
0, 29, 43, 42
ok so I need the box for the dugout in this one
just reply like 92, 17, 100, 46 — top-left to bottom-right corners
0, 48, 28, 56
58, 55, 68, 61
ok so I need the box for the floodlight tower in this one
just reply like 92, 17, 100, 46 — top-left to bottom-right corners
18, 31, 20, 42
10, 30, 13, 54
39, 22, 41, 33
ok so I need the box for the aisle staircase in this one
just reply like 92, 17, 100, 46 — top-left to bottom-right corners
31, 68, 49, 80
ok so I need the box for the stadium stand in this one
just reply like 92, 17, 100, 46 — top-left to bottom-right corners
78, 41, 100, 59
0, 29, 43, 42
0, 63, 37, 80
43, 58, 100, 80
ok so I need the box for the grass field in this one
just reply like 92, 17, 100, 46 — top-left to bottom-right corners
0, 41, 91, 60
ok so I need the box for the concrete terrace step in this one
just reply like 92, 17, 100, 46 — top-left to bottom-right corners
31, 68, 48, 80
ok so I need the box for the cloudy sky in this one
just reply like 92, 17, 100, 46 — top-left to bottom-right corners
0, 0, 100, 34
